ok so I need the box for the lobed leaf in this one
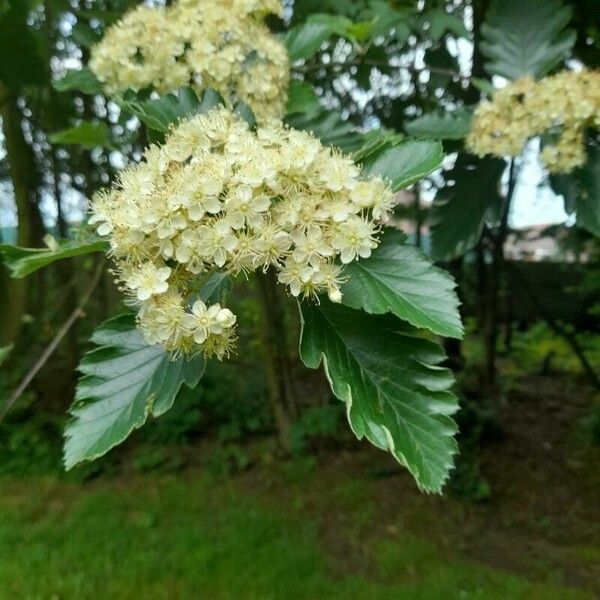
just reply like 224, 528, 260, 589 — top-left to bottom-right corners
342, 229, 463, 338
300, 300, 459, 493
360, 139, 444, 191
430, 155, 505, 261
480, 0, 576, 80
64, 314, 205, 469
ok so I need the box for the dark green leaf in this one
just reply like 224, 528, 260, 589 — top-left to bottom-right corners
342, 229, 463, 338
197, 272, 232, 305
286, 107, 365, 153
404, 109, 472, 141
120, 88, 222, 133
360, 139, 444, 191
551, 142, 600, 237
430, 155, 505, 261
300, 300, 459, 493
480, 0, 576, 80
53, 67, 102, 95
48, 121, 110, 149
0, 239, 108, 278
423, 9, 468, 41
359, 1, 413, 41
0, 2, 47, 89
64, 314, 205, 469
71, 21, 102, 48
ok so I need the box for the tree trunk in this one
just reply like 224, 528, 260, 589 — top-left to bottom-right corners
0, 85, 36, 345
255, 270, 298, 452
483, 160, 517, 391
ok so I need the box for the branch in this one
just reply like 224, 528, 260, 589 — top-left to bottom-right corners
508, 262, 600, 390
0, 259, 106, 423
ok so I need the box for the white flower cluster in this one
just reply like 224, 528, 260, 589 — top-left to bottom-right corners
89, 0, 289, 123
91, 107, 395, 358
467, 70, 600, 173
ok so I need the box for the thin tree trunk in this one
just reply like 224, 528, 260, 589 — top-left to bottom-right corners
255, 270, 298, 452
484, 159, 517, 391
0, 85, 35, 345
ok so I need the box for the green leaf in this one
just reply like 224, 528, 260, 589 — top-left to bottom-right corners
551, 142, 600, 237
0, 2, 47, 89
0, 238, 108, 278
48, 121, 110, 149
480, 0, 576, 80
285, 14, 353, 61
404, 109, 472, 141
341, 229, 463, 338
423, 9, 468, 42
299, 300, 459, 493
286, 107, 365, 153
353, 129, 405, 163
430, 155, 505, 261
0, 344, 12, 367
53, 67, 102, 94
64, 314, 205, 469
286, 79, 320, 116
360, 139, 444, 191
120, 88, 222, 133
358, 1, 413, 41
471, 78, 495, 96
71, 21, 102, 48
197, 272, 232, 304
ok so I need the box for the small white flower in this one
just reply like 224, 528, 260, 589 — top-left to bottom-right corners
127, 263, 171, 301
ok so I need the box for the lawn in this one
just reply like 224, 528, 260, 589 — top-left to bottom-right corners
0, 468, 593, 600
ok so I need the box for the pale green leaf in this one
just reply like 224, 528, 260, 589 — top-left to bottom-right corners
48, 121, 110, 149
352, 130, 405, 163
0, 344, 12, 367
480, 0, 576, 80
0, 239, 108, 278
286, 79, 320, 116
64, 314, 205, 469
300, 300, 459, 493
471, 78, 495, 96
342, 229, 463, 338
285, 14, 353, 61
404, 109, 472, 141
53, 67, 102, 94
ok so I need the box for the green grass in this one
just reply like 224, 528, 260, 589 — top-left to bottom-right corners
0, 473, 593, 600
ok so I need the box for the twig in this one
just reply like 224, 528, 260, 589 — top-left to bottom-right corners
0, 259, 106, 423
